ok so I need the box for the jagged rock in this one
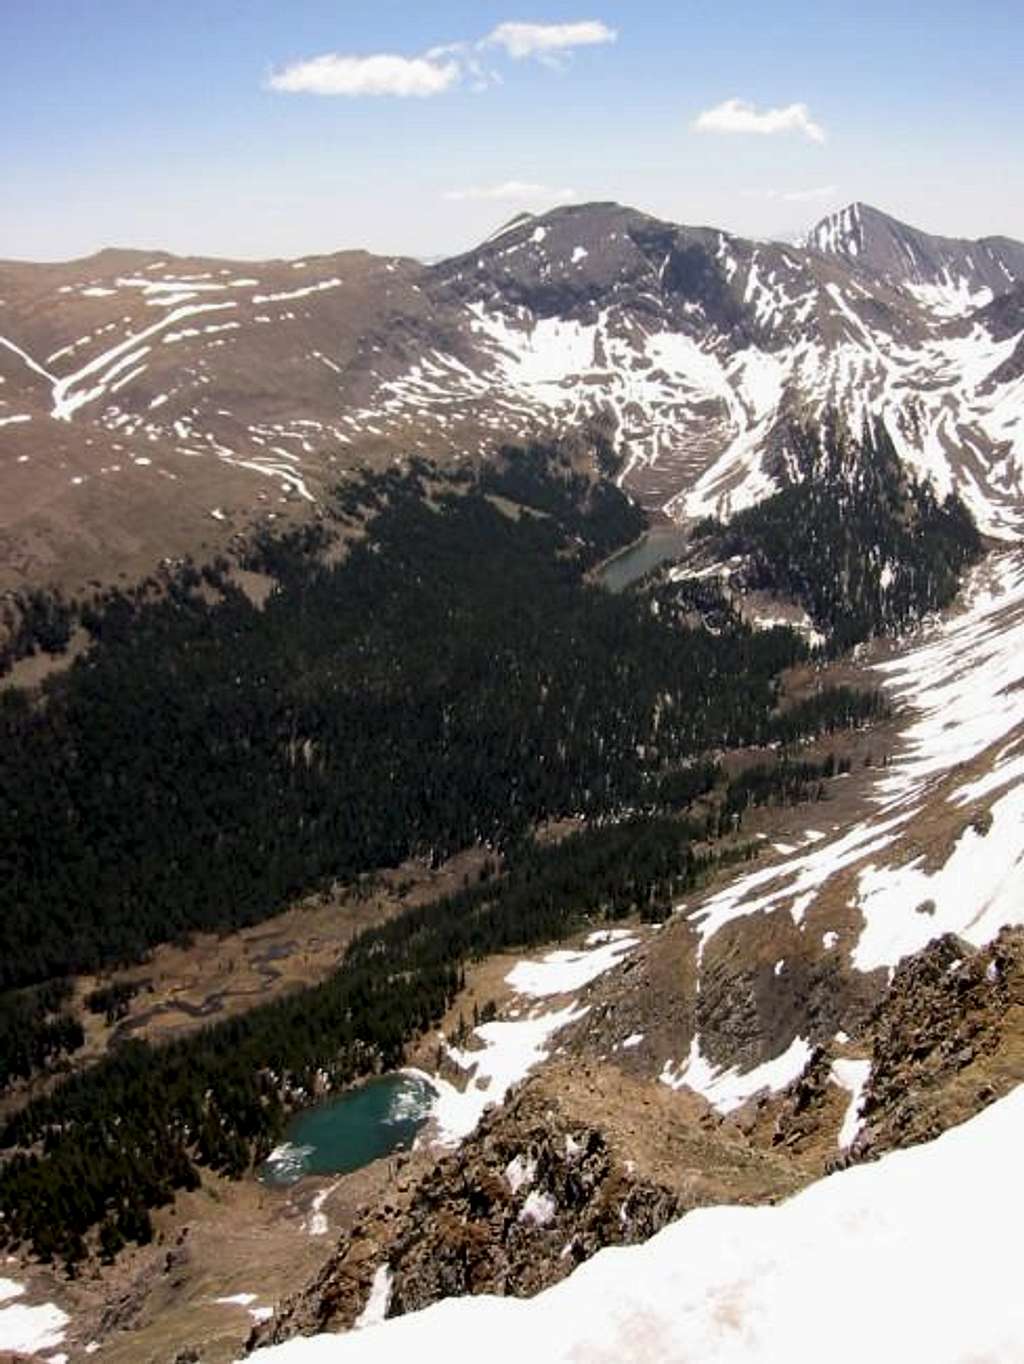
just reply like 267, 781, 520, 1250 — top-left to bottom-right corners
851, 927, 1024, 1161
249, 1086, 685, 1351
250, 926, 1024, 1358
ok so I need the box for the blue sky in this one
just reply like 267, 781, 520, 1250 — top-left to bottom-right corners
1, 0, 1021, 261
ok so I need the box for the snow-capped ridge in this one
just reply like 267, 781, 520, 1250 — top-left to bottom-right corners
482, 212, 536, 247
805, 201, 1024, 304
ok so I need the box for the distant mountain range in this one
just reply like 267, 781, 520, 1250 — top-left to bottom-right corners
1, 201, 1022, 589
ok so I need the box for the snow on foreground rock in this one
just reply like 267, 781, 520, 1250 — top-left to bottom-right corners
246, 1085, 1024, 1363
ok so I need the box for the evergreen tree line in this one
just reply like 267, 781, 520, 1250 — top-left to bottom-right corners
693, 414, 983, 650
722, 752, 851, 817
0, 979, 82, 1089
0, 456, 821, 993
0, 814, 741, 1267
84, 980, 144, 1025
0, 588, 78, 676
478, 441, 648, 566
767, 686, 889, 746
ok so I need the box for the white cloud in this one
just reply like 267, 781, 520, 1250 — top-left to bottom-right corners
693, 98, 826, 144
268, 20, 616, 99
268, 52, 460, 98
484, 21, 617, 60
443, 181, 576, 203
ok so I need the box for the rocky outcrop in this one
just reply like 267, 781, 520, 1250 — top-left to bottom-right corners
250, 926, 1024, 1356
248, 1086, 685, 1350
682, 905, 880, 1074
852, 926, 1024, 1160
758, 928, 1024, 1172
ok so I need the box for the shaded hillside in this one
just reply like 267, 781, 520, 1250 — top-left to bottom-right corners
0, 453, 814, 993
694, 415, 982, 648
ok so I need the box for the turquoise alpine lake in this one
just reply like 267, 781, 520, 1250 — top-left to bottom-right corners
260, 1073, 437, 1185
597, 526, 692, 593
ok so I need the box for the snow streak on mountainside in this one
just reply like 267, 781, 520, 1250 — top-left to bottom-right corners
332, 202, 1024, 538
399, 202, 1024, 539
1, 202, 1023, 589
249, 1085, 1024, 1363
805, 201, 1024, 315
690, 548, 1024, 978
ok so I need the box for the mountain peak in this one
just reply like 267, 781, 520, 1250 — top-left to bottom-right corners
803, 202, 877, 259
804, 202, 1024, 303
483, 211, 536, 246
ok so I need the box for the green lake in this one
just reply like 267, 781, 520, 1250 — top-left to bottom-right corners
260, 1073, 437, 1185
597, 526, 692, 593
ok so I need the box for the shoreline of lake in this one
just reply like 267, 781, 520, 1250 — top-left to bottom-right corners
260, 1072, 437, 1187
593, 521, 692, 593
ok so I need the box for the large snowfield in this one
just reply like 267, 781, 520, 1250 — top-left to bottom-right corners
248, 1084, 1024, 1363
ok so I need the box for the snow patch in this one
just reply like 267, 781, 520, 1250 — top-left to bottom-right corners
0, 1279, 69, 1357
353, 1266, 391, 1331
660, 1034, 812, 1113
504, 934, 638, 997
519, 1190, 557, 1227
252, 279, 342, 305
830, 1058, 871, 1148
405, 1001, 587, 1147
504, 1155, 536, 1194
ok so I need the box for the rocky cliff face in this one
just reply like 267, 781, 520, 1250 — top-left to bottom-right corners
248, 1088, 683, 1347
248, 1068, 800, 1351
852, 925, 1024, 1159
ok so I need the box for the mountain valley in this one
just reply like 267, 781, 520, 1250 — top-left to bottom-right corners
2, 200, 1023, 604
2, 200, 1024, 1364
